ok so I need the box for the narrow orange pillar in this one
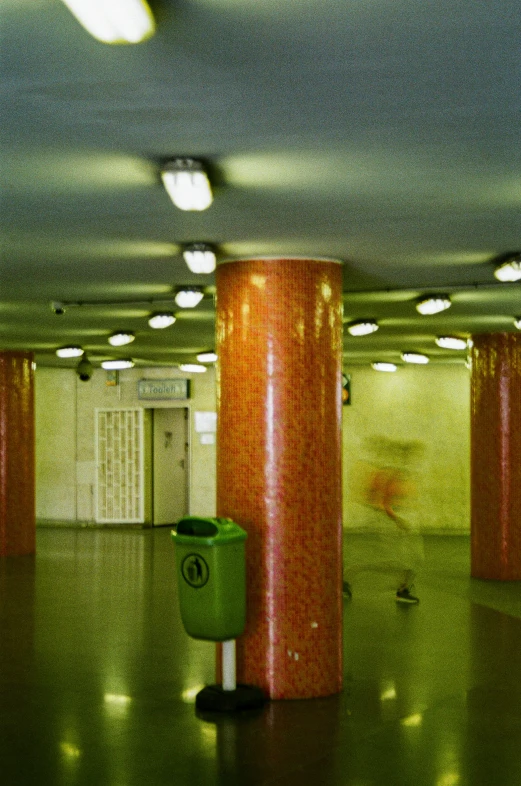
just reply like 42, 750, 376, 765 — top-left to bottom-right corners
470, 333, 521, 580
216, 258, 343, 700
0, 351, 36, 556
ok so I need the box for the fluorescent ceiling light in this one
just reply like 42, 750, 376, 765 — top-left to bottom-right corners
401, 713, 423, 728
179, 364, 207, 373
101, 359, 135, 370
60, 0, 155, 44
372, 362, 397, 372
109, 331, 135, 347
56, 346, 84, 358
435, 336, 468, 350
494, 255, 521, 282
196, 352, 218, 363
60, 742, 81, 759
148, 313, 176, 329
416, 295, 451, 315
104, 693, 132, 706
515, 317, 521, 330
183, 244, 217, 274
402, 352, 429, 364
347, 320, 379, 336
175, 288, 204, 308
161, 159, 213, 211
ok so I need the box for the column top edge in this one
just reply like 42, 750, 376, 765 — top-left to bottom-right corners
217, 256, 344, 266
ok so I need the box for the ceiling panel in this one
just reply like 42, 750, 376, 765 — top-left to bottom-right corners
0, 0, 519, 370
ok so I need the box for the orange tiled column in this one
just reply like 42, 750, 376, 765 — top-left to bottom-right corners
0, 351, 36, 556
216, 258, 343, 699
470, 333, 521, 580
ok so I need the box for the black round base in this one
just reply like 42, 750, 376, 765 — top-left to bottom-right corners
195, 684, 266, 713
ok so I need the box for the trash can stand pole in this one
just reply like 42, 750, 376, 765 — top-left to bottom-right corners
222, 640, 236, 692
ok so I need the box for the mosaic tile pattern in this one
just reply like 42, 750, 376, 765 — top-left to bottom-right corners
0, 351, 35, 556
215, 258, 343, 699
471, 333, 521, 580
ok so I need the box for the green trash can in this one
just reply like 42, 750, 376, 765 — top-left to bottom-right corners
171, 516, 247, 642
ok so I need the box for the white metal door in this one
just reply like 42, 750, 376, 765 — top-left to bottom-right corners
152, 408, 188, 525
95, 408, 145, 524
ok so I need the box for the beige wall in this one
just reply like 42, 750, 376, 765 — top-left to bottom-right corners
35, 366, 217, 523
35, 369, 77, 520
342, 364, 470, 532
36, 363, 470, 531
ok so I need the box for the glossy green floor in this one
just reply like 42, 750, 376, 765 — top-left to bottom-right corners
1, 529, 521, 785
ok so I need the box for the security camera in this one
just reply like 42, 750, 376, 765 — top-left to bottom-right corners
76, 357, 93, 382
51, 301, 66, 315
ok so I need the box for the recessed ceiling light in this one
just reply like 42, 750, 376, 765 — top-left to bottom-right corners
435, 336, 468, 350
372, 362, 398, 372
109, 331, 135, 347
494, 254, 521, 282
179, 364, 207, 373
56, 346, 84, 358
175, 288, 204, 308
401, 352, 429, 364
161, 159, 213, 211
515, 317, 521, 330
101, 359, 135, 370
183, 244, 217, 274
196, 352, 218, 363
148, 313, 176, 329
416, 295, 452, 315
60, 0, 155, 44
346, 320, 379, 336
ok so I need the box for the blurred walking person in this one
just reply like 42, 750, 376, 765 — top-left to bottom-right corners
343, 436, 425, 604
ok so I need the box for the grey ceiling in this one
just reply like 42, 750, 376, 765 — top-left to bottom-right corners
1, 0, 520, 368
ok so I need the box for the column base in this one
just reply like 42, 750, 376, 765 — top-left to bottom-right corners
196, 684, 266, 713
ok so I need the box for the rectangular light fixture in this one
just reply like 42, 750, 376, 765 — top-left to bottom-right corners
346, 320, 379, 336
435, 336, 467, 350
56, 346, 84, 358
60, 0, 155, 44
494, 255, 521, 282
108, 331, 135, 347
101, 359, 135, 370
183, 244, 217, 273
372, 362, 397, 372
161, 159, 213, 211
175, 288, 205, 308
197, 352, 218, 363
402, 352, 429, 364
416, 295, 451, 315
148, 313, 176, 329
179, 364, 207, 373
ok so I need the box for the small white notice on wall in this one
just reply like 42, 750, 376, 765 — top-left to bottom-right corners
200, 433, 216, 445
194, 411, 217, 433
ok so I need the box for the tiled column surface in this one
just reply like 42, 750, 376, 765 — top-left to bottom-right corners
0, 351, 35, 556
216, 258, 343, 699
471, 333, 521, 580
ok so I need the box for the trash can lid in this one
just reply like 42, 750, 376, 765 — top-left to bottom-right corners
172, 516, 247, 546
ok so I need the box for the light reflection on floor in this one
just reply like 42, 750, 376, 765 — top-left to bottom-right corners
0, 529, 520, 785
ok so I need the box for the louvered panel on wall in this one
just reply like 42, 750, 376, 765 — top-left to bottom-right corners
95, 408, 144, 524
